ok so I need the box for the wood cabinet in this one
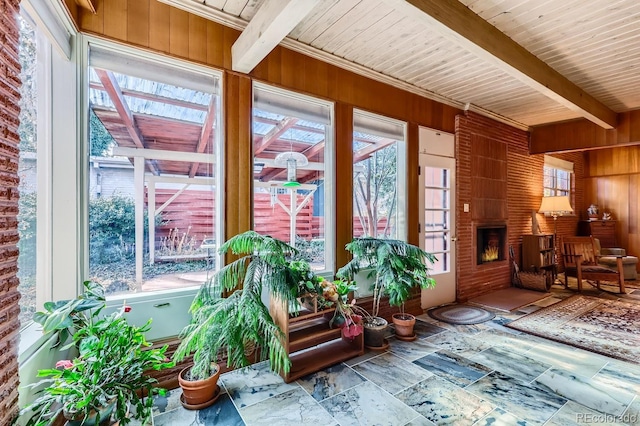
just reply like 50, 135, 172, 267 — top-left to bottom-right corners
578, 220, 617, 247
521, 234, 555, 272
270, 297, 364, 383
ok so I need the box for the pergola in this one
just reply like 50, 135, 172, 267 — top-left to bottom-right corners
90, 67, 393, 284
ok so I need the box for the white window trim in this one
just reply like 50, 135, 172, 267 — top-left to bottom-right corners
353, 108, 408, 241
18, 2, 74, 365
80, 35, 226, 299
20, 0, 75, 59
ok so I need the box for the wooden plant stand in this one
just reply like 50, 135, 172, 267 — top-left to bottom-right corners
270, 297, 364, 383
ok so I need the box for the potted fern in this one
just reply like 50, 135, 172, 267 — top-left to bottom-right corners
338, 237, 436, 346
172, 231, 300, 409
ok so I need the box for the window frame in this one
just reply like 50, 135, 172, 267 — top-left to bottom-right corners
543, 155, 574, 208
352, 108, 408, 242
80, 36, 225, 300
251, 82, 335, 274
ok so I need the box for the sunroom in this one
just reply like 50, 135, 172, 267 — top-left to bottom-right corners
4, 0, 640, 425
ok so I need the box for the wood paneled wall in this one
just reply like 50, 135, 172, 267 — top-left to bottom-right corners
530, 109, 640, 154
74, 0, 461, 270
584, 147, 640, 258
223, 72, 252, 244
334, 103, 353, 269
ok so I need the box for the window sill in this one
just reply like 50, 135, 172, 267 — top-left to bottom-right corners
18, 322, 49, 364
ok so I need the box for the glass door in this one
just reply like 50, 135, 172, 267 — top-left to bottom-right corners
419, 129, 456, 308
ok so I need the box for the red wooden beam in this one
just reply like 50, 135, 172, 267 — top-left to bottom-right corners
353, 138, 396, 163
90, 82, 210, 111
254, 117, 299, 156
94, 69, 159, 175
189, 96, 217, 177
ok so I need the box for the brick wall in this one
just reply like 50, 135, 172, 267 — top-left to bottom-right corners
455, 111, 583, 301
0, 0, 22, 423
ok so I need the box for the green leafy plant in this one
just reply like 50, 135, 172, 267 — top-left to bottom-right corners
173, 231, 300, 381
20, 301, 172, 426
32, 281, 105, 348
321, 279, 366, 338
289, 259, 332, 310
337, 237, 437, 318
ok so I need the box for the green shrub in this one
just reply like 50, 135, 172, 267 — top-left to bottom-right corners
89, 195, 162, 264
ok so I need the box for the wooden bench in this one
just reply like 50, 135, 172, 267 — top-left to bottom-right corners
561, 236, 625, 294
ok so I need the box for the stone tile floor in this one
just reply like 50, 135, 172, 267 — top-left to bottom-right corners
147, 284, 640, 425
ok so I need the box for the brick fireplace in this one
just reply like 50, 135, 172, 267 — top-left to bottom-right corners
476, 224, 507, 265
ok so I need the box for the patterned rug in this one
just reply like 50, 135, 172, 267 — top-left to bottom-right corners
427, 304, 495, 325
506, 295, 640, 364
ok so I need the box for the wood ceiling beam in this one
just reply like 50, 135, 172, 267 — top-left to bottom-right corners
231, 0, 321, 73
189, 96, 217, 178
384, 0, 618, 129
75, 0, 96, 13
302, 141, 325, 159
530, 110, 640, 154
254, 117, 299, 155
255, 117, 326, 135
90, 82, 210, 111
258, 168, 285, 182
94, 69, 160, 175
353, 138, 396, 163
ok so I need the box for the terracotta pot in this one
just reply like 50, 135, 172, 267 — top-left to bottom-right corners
392, 313, 416, 338
178, 364, 221, 408
363, 317, 388, 348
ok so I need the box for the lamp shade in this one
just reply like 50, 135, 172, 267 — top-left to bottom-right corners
538, 196, 573, 215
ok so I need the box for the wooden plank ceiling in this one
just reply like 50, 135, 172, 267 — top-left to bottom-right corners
163, 0, 640, 130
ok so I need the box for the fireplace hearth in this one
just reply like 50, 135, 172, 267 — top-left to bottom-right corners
477, 225, 506, 265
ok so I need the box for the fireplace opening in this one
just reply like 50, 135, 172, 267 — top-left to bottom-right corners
477, 225, 506, 265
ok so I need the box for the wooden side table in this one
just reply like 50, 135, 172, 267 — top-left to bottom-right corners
578, 220, 617, 248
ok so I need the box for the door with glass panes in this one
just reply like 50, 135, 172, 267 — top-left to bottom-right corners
419, 129, 456, 308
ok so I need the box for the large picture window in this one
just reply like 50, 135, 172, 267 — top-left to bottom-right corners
252, 83, 334, 272
352, 110, 406, 240
88, 46, 222, 296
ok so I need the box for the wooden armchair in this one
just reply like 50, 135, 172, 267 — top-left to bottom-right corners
561, 236, 626, 293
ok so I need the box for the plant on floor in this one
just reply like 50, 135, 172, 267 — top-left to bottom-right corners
173, 231, 301, 406
20, 301, 172, 426
337, 237, 436, 342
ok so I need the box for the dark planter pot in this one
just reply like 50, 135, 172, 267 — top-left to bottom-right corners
392, 313, 417, 341
363, 317, 388, 349
178, 364, 221, 410
65, 401, 115, 426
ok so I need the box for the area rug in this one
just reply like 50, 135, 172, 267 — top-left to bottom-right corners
468, 287, 551, 312
506, 295, 640, 365
427, 304, 495, 325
